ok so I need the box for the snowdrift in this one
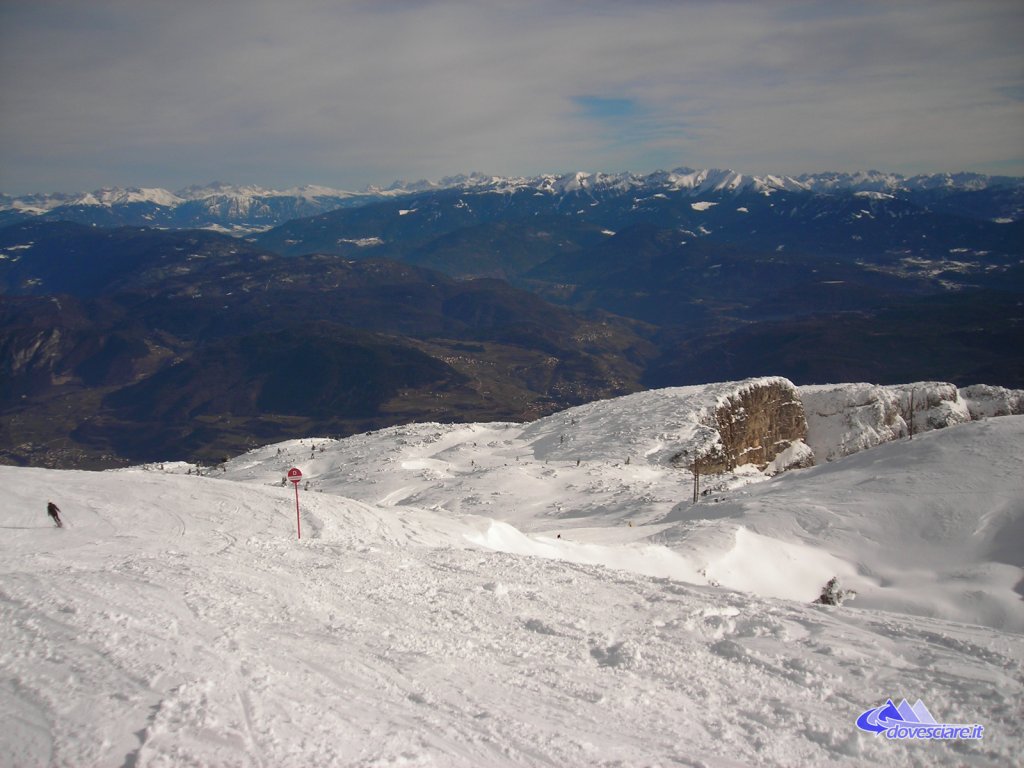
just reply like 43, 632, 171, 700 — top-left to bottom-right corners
655, 416, 1024, 630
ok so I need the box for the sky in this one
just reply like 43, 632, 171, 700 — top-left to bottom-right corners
1, 0, 1022, 194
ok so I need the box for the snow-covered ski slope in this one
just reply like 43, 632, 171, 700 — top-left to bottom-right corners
1, 385, 1022, 766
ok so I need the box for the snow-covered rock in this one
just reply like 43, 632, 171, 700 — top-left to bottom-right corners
799, 381, 970, 462
959, 383, 1024, 419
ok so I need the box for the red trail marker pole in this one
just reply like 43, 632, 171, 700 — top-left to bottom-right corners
287, 467, 303, 539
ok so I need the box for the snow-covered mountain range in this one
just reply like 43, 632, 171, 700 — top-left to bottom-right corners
2, 377, 1021, 766
0, 181, 359, 214
377, 168, 1023, 197
0, 182, 383, 233
3, 169, 1021, 232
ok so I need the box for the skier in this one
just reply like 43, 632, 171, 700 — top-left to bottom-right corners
47, 501, 63, 528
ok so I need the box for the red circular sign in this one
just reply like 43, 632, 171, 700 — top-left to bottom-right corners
287, 467, 302, 484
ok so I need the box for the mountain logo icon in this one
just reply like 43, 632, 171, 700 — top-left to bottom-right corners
855, 699, 984, 740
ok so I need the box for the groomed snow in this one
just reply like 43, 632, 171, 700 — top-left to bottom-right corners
1, 390, 1021, 766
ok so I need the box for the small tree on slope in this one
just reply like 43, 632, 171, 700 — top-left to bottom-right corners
814, 577, 856, 606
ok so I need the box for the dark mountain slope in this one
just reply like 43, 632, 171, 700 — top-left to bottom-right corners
646, 291, 1024, 388
0, 221, 267, 297
1, 223, 652, 467
85, 323, 468, 462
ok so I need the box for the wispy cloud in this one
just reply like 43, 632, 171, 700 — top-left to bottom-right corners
0, 0, 1021, 192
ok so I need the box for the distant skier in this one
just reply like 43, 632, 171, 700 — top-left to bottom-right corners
47, 501, 63, 528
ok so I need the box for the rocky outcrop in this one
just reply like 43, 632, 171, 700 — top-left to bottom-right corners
799, 382, 971, 462
959, 384, 1024, 419
673, 380, 1023, 471
520, 376, 810, 475
692, 378, 810, 473
515, 377, 1022, 480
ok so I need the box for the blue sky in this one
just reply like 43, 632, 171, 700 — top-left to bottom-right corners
1, 0, 1022, 193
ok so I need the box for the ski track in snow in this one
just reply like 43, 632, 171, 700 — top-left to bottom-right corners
1, 416, 1023, 766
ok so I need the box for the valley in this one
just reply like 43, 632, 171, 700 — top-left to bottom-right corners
2, 169, 1022, 468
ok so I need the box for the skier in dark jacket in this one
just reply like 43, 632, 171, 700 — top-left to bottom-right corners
47, 501, 62, 528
